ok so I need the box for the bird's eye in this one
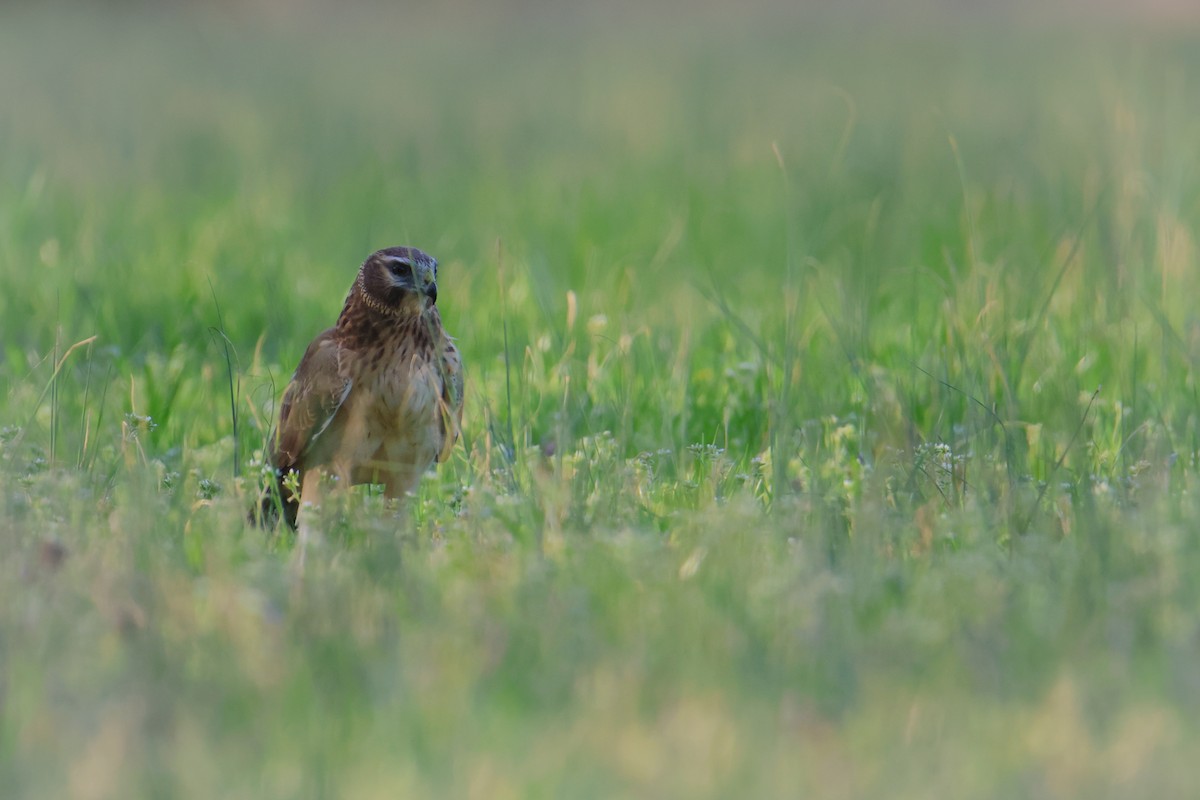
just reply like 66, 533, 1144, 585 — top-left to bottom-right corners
389, 260, 412, 277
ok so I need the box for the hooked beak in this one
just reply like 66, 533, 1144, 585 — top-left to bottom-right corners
417, 263, 437, 303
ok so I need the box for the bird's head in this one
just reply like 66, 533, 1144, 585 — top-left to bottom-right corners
358, 246, 439, 315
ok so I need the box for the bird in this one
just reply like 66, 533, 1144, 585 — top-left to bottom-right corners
255, 246, 463, 530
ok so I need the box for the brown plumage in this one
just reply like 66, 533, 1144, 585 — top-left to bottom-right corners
257, 246, 463, 529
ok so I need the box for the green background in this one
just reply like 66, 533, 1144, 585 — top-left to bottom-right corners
2, 3, 1199, 797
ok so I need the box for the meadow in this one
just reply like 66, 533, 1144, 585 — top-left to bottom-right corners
2, 4, 1199, 797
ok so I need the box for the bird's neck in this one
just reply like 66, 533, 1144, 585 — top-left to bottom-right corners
336, 283, 441, 343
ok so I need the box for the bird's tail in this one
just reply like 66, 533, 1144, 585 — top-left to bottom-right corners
249, 468, 300, 529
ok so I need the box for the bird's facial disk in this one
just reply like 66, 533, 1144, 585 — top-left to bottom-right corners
383, 255, 437, 302
361, 247, 439, 312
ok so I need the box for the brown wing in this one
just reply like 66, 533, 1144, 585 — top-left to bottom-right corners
272, 328, 353, 471
436, 337, 464, 463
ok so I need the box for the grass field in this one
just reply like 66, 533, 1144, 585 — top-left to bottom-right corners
2, 3, 1200, 797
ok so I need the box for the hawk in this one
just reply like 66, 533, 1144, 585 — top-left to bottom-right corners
257, 246, 463, 529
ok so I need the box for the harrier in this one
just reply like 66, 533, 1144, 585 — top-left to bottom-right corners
257, 246, 463, 530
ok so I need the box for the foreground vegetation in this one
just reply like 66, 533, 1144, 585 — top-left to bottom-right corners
2, 5, 1199, 797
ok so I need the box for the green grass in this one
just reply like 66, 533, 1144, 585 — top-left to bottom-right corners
2, 4, 1200, 797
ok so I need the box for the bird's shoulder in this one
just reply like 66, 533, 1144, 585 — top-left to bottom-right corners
273, 327, 353, 468
435, 333, 465, 462
440, 334, 464, 408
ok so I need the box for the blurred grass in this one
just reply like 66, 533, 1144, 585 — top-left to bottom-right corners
2, 3, 1200, 798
